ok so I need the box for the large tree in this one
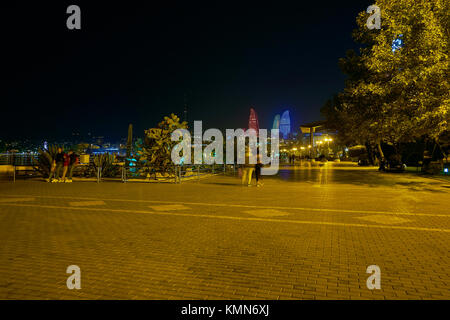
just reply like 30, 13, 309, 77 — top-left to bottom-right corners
137, 114, 187, 175
328, 0, 449, 157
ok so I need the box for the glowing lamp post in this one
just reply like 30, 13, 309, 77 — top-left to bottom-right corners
324, 137, 333, 155
300, 121, 325, 160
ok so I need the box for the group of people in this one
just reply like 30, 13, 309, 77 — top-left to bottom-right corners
241, 150, 264, 187
47, 147, 79, 183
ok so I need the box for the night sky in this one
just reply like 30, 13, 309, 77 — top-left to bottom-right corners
2, 1, 372, 141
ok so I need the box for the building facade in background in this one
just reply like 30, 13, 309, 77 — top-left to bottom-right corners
248, 108, 260, 134
279, 111, 291, 139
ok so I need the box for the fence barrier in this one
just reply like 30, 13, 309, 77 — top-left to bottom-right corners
0, 153, 241, 183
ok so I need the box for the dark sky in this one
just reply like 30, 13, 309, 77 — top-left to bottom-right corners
2, 1, 371, 141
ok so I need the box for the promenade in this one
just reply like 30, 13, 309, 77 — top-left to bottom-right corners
0, 163, 449, 299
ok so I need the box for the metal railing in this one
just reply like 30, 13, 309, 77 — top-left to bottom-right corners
0, 153, 38, 182
119, 163, 235, 184
1, 155, 236, 183
0, 153, 36, 166
176, 163, 236, 183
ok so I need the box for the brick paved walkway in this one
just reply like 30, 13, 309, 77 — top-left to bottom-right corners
0, 165, 449, 299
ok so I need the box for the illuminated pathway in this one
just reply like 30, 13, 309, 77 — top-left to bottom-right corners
0, 164, 449, 299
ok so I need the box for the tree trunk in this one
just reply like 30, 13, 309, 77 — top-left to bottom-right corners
377, 142, 384, 161
365, 142, 375, 165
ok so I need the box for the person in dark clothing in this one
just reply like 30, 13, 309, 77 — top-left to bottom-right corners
255, 153, 263, 187
48, 148, 65, 182
61, 152, 71, 182
67, 151, 78, 182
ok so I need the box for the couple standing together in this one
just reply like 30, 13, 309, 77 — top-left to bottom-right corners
241, 148, 264, 187
47, 147, 79, 183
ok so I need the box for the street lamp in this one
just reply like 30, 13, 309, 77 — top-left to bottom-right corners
323, 138, 333, 156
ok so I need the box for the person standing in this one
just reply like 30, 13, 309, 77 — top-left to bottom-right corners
66, 150, 78, 183
47, 160, 56, 183
255, 153, 263, 187
241, 147, 255, 186
48, 147, 64, 182
61, 151, 71, 182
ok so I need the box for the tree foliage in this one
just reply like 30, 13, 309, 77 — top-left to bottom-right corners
137, 114, 187, 173
0, 140, 6, 153
34, 144, 60, 176
324, 0, 449, 150
92, 153, 118, 177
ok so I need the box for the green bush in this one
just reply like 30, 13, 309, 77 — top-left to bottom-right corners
91, 153, 120, 178
34, 145, 61, 176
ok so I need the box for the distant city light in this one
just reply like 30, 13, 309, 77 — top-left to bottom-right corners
272, 114, 280, 130
248, 108, 260, 133
392, 34, 404, 52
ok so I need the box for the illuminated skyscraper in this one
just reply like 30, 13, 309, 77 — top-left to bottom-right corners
392, 34, 404, 52
279, 110, 291, 139
272, 114, 280, 130
248, 107, 259, 134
